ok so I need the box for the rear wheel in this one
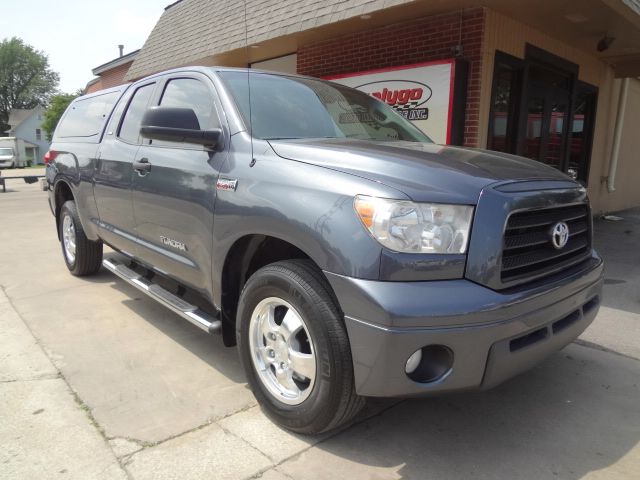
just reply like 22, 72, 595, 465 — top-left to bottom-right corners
59, 200, 103, 276
237, 259, 364, 434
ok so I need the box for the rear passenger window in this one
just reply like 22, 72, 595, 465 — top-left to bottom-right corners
119, 83, 155, 144
55, 91, 119, 139
160, 78, 217, 129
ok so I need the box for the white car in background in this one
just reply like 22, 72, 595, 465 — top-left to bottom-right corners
0, 137, 26, 168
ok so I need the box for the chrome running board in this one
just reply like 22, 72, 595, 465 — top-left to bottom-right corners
103, 254, 222, 334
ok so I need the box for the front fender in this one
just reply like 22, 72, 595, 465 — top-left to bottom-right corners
211, 147, 407, 307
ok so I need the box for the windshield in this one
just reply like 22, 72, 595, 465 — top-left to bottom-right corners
0, 148, 14, 156
219, 71, 432, 143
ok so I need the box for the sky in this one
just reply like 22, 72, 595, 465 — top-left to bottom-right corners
0, 0, 167, 92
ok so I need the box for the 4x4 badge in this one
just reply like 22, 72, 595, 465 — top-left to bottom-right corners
216, 178, 238, 191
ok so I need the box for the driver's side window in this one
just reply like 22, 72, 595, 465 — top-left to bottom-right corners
164, 78, 217, 127
150, 77, 218, 148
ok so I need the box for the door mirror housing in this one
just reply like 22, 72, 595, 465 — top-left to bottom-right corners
140, 106, 221, 149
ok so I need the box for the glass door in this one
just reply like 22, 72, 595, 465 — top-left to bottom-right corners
543, 91, 569, 170
523, 77, 570, 170
487, 49, 598, 186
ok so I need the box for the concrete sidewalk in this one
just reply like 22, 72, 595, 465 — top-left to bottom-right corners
1, 182, 639, 479
0, 289, 126, 479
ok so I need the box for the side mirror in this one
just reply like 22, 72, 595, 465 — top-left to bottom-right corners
140, 106, 221, 149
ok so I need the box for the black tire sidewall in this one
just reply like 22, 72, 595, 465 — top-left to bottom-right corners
237, 265, 345, 431
59, 202, 78, 271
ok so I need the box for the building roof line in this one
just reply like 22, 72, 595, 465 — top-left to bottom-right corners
164, 0, 183, 11
7, 107, 41, 130
92, 49, 140, 75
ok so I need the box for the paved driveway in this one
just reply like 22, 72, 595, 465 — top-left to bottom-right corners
1, 178, 639, 479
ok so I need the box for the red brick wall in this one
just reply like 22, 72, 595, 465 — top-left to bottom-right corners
100, 62, 133, 89
297, 8, 485, 147
85, 61, 133, 94
85, 80, 103, 94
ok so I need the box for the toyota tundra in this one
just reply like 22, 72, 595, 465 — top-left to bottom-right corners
46, 67, 603, 434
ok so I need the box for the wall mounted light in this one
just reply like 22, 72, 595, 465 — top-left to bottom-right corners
597, 34, 615, 52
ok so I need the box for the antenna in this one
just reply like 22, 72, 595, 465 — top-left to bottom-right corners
242, 0, 254, 165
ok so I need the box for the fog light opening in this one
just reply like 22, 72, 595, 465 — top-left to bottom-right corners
405, 345, 454, 383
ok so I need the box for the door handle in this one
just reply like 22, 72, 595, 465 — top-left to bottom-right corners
133, 158, 151, 174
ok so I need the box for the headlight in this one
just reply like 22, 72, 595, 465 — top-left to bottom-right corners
354, 195, 474, 254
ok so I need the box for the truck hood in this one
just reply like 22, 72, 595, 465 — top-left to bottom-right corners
268, 138, 574, 204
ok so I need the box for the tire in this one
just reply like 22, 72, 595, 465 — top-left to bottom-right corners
59, 200, 103, 276
237, 259, 364, 434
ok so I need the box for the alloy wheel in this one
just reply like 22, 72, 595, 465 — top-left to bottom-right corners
248, 297, 317, 405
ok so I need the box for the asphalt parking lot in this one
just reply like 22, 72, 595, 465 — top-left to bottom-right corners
1, 171, 639, 479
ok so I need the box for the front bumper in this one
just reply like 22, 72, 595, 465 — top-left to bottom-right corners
325, 253, 603, 397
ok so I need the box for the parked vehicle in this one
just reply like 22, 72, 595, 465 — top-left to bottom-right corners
46, 67, 603, 434
0, 137, 27, 168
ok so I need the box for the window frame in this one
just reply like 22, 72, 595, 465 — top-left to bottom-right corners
487, 51, 524, 154
116, 81, 157, 146
569, 81, 598, 186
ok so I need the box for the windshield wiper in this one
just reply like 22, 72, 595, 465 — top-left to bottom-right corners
263, 137, 303, 140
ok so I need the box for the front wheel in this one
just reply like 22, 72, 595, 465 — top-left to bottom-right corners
237, 260, 364, 434
59, 200, 103, 276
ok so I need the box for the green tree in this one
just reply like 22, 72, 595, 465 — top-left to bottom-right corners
0, 37, 59, 133
42, 92, 78, 139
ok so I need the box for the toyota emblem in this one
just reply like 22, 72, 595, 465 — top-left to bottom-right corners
551, 222, 570, 249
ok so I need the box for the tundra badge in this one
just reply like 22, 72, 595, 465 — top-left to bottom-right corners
160, 236, 187, 251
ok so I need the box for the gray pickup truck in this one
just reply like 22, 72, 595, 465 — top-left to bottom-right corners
46, 67, 603, 434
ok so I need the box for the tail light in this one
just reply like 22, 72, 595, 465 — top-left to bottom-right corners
44, 150, 58, 164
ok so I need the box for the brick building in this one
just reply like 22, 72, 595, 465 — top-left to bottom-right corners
119, 0, 640, 213
85, 49, 139, 94
294, 9, 485, 147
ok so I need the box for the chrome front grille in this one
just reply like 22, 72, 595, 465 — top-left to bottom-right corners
501, 204, 591, 283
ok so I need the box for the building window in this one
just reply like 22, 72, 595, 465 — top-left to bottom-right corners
487, 47, 596, 186
36, 128, 42, 140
